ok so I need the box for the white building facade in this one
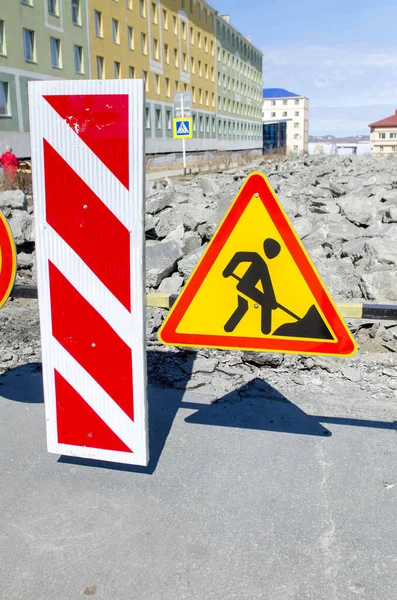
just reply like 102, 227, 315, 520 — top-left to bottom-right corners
262, 88, 309, 155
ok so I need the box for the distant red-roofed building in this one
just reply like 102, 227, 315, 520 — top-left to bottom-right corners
369, 110, 397, 154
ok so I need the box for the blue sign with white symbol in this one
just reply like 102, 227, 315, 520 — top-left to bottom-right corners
174, 118, 193, 139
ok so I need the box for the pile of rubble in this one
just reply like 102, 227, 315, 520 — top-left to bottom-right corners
3, 153, 397, 399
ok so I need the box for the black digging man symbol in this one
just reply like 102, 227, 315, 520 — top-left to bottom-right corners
222, 238, 334, 340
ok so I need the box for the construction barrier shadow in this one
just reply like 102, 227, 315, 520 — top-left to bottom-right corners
183, 377, 397, 436
1, 358, 396, 475
58, 350, 198, 475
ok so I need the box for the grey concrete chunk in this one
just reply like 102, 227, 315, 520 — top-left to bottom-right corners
0, 190, 27, 210
146, 240, 182, 288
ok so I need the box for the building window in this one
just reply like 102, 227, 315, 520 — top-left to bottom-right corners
192, 86, 196, 102
199, 88, 202, 104
282, 111, 287, 117
155, 108, 161, 129
145, 106, 150, 129
173, 16, 177, 34
142, 70, 148, 91
211, 66, 214, 81
212, 93, 215, 107
126, 0, 132, 9
165, 77, 170, 97
23, 28, 35, 62
294, 122, 299, 128
94, 11, 102, 37
199, 115, 204, 132
205, 90, 209, 106
182, 52, 187, 71
141, 32, 147, 54
154, 73, 160, 94
190, 27, 194, 44
166, 109, 172, 130
112, 19, 119, 44
153, 37, 159, 60
294, 111, 299, 117
74, 45, 83, 73
379, 133, 386, 139
196, 2, 200, 19
271, 100, 276, 106
294, 134, 300, 139
114, 61, 120, 78
175, 80, 179, 92
0, 21, 5, 55
163, 9, 168, 28
152, 2, 158, 23
0, 82, 10, 116
173, 48, 179, 67
71, 0, 80, 24
198, 60, 202, 76
393, 146, 396, 152
164, 43, 169, 63
129, 66, 135, 78
294, 99, 299, 105
127, 26, 134, 50
390, 133, 397, 139
271, 112, 276, 117
191, 56, 195, 73
193, 114, 197, 131
96, 56, 104, 78
140, 0, 146, 17
50, 37, 61, 68
380, 146, 384, 152
48, 0, 59, 16
197, 32, 201, 48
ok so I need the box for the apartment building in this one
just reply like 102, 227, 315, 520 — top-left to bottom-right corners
90, 2, 263, 152
1, 0, 263, 155
369, 110, 397, 154
262, 88, 309, 155
0, 0, 90, 155
215, 15, 262, 148
90, 0, 217, 152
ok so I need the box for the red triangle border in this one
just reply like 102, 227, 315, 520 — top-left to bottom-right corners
159, 172, 357, 358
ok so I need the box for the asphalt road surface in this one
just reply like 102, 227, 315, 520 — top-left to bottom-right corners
0, 362, 396, 600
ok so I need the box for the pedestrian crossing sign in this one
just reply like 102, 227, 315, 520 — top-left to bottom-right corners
174, 118, 193, 138
159, 172, 357, 357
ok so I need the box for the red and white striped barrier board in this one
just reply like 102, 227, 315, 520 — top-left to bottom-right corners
29, 81, 148, 466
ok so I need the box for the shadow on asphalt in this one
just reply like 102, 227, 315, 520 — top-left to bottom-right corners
1, 355, 396, 475
0, 362, 43, 403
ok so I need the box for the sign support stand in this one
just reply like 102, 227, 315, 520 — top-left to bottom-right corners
181, 94, 187, 176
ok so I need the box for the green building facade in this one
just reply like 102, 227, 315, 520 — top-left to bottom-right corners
0, 0, 90, 155
215, 14, 263, 146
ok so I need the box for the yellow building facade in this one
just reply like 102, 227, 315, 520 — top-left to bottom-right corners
88, 0, 263, 152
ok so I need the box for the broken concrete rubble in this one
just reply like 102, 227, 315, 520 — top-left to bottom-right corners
3, 155, 397, 399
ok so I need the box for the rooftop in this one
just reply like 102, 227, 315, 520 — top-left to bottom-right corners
263, 88, 300, 99
369, 110, 397, 128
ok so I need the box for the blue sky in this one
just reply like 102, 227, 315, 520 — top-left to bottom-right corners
214, 0, 397, 136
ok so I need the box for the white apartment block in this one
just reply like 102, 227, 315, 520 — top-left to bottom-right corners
262, 88, 309, 155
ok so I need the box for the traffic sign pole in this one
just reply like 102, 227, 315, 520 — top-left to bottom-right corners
181, 94, 187, 176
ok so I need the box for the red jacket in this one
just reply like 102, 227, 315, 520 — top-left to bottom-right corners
0, 152, 19, 175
